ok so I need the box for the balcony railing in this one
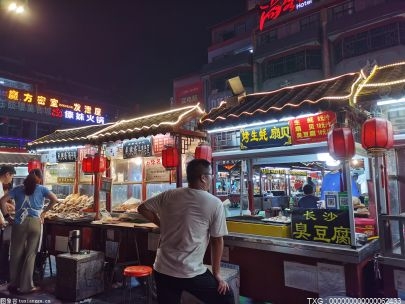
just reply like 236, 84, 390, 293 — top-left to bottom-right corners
202, 51, 252, 75
326, 0, 403, 36
255, 28, 321, 59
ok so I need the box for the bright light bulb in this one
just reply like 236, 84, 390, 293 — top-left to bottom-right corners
8, 2, 17, 11
16, 5, 24, 14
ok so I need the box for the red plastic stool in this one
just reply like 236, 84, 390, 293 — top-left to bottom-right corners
123, 265, 153, 303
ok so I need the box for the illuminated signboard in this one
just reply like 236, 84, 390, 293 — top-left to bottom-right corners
5, 88, 105, 124
240, 121, 291, 150
289, 111, 336, 144
123, 138, 152, 158
259, 0, 317, 31
291, 209, 350, 245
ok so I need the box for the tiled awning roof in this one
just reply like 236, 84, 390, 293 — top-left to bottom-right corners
199, 73, 362, 130
354, 61, 405, 106
27, 123, 114, 150
0, 152, 40, 165
28, 104, 205, 150
87, 104, 205, 142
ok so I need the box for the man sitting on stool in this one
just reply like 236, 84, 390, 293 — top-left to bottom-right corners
298, 184, 319, 209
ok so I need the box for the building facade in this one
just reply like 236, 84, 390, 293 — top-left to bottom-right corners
0, 57, 132, 151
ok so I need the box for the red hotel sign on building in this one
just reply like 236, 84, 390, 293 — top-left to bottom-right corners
259, 0, 316, 31
289, 111, 336, 144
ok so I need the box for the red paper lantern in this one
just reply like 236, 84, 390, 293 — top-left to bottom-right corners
195, 142, 212, 162
361, 117, 393, 156
327, 127, 355, 160
28, 159, 41, 172
162, 146, 179, 169
82, 156, 94, 173
93, 154, 106, 173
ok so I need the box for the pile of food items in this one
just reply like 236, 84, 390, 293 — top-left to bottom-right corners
112, 197, 141, 213
353, 197, 369, 216
44, 193, 94, 221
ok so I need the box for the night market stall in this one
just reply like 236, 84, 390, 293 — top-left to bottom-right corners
27, 104, 207, 300
197, 65, 401, 302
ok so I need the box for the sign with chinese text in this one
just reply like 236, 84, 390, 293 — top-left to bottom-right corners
240, 121, 291, 150
101, 177, 113, 193
5, 88, 105, 124
291, 209, 350, 245
259, 0, 318, 31
174, 81, 203, 106
123, 138, 152, 159
57, 177, 75, 184
152, 134, 175, 154
56, 150, 78, 162
144, 156, 174, 182
289, 111, 336, 144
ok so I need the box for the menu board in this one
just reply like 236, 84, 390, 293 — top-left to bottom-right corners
289, 111, 336, 144
291, 209, 350, 245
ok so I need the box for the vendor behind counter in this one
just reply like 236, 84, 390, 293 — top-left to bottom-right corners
297, 184, 318, 209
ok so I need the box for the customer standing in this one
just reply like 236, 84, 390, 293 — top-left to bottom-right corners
0, 169, 58, 294
0, 165, 16, 284
0, 165, 16, 227
138, 159, 233, 304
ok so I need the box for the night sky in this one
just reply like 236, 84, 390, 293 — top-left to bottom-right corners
0, 0, 247, 114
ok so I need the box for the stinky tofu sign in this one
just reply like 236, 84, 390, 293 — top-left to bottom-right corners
123, 138, 152, 158
289, 111, 336, 144
240, 121, 291, 150
291, 209, 350, 245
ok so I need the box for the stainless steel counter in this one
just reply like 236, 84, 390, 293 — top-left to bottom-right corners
224, 233, 379, 263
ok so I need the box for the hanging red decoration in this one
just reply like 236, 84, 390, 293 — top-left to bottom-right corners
28, 159, 41, 172
195, 142, 212, 163
93, 154, 106, 173
361, 117, 393, 156
162, 146, 179, 169
82, 156, 94, 174
327, 127, 355, 160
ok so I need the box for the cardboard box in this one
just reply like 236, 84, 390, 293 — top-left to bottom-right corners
355, 218, 376, 237
181, 263, 240, 304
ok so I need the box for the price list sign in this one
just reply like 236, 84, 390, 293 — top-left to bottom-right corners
289, 111, 336, 144
123, 138, 152, 159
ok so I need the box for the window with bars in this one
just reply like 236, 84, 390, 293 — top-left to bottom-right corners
300, 13, 320, 31
333, 22, 402, 63
263, 49, 322, 79
328, 1, 354, 20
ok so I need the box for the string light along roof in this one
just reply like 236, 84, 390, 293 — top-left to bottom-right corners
27, 123, 114, 150
28, 104, 205, 150
353, 61, 405, 105
88, 104, 205, 142
0, 151, 40, 165
199, 73, 362, 130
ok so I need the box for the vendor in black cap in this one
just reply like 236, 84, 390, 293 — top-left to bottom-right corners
297, 184, 319, 209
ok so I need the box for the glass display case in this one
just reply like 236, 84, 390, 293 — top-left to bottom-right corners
44, 163, 75, 199
110, 158, 143, 210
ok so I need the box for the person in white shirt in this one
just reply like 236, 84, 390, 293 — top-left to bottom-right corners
138, 159, 233, 304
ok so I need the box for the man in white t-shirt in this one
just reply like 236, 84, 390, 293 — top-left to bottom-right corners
138, 159, 233, 304
0, 165, 16, 227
